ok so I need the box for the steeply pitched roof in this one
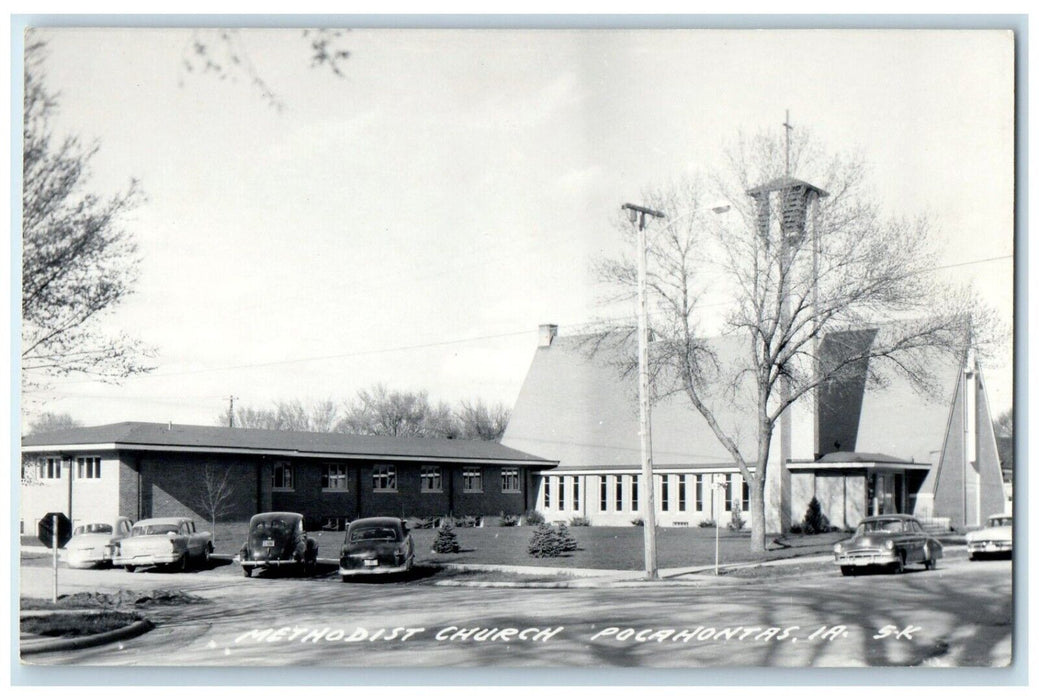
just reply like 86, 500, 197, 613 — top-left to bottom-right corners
22, 422, 554, 465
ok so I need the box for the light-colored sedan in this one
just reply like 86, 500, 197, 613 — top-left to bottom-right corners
967, 513, 1012, 560
112, 517, 213, 572
65, 517, 133, 569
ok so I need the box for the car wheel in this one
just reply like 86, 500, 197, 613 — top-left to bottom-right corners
840, 566, 855, 577
124, 565, 136, 573
242, 566, 253, 578
179, 553, 189, 572
341, 575, 350, 583
203, 545, 212, 565
892, 553, 905, 574
968, 552, 976, 561
923, 545, 936, 570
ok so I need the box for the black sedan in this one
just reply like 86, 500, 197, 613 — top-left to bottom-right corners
833, 514, 943, 576
237, 512, 318, 577
339, 517, 415, 580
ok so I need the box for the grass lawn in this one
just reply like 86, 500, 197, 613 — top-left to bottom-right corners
21, 611, 141, 638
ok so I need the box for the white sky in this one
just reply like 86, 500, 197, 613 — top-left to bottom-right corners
19, 27, 1016, 427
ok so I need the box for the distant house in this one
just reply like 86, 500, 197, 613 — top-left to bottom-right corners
20, 422, 554, 534
501, 324, 1007, 531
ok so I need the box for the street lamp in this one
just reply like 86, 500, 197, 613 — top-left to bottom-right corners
622, 202, 665, 580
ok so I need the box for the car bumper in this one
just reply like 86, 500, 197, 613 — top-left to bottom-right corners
112, 553, 184, 566
967, 541, 1012, 553
66, 553, 107, 569
339, 561, 410, 576
236, 556, 302, 568
834, 550, 900, 567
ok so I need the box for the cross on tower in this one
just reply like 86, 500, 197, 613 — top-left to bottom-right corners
783, 109, 793, 176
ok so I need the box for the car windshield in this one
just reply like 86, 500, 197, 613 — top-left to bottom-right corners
73, 523, 112, 536
132, 524, 180, 536
857, 519, 905, 535
988, 516, 1012, 527
253, 518, 295, 534
349, 526, 399, 543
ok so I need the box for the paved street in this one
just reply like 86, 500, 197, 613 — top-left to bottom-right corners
19, 551, 1012, 668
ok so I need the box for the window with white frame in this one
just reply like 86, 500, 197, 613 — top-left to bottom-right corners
572, 477, 580, 511
599, 476, 607, 511
322, 463, 349, 491
557, 476, 565, 509
39, 457, 62, 480
660, 475, 669, 511
272, 462, 294, 490
742, 479, 750, 512
421, 466, 443, 493
631, 475, 639, 512
462, 467, 482, 493
695, 474, 703, 511
501, 468, 520, 493
372, 464, 397, 492
724, 474, 733, 511
76, 457, 101, 479
544, 477, 551, 508
678, 475, 687, 511
615, 476, 623, 511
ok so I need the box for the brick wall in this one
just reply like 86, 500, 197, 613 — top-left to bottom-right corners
139, 452, 260, 525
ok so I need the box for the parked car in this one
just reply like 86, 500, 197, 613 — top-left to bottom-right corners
65, 517, 133, 569
966, 513, 1012, 560
832, 514, 943, 576
237, 512, 318, 578
112, 517, 213, 572
339, 517, 414, 580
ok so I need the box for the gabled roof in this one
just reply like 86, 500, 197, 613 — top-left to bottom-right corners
22, 422, 554, 466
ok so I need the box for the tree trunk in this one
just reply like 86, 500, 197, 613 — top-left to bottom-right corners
749, 475, 767, 553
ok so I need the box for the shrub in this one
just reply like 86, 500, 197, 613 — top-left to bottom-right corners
452, 515, 481, 528
569, 516, 591, 527
800, 497, 830, 535
788, 523, 803, 535
523, 509, 545, 526
431, 522, 461, 554
527, 523, 564, 558
412, 515, 438, 530
728, 505, 746, 531
556, 523, 578, 552
497, 513, 520, 527
698, 519, 716, 528
631, 517, 644, 527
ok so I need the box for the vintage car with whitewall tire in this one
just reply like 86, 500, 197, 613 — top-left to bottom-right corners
966, 513, 1012, 560
339, 517, 415, 580
236, 512, 318, 577
832, 514, 943, 576
65, 517, 133, 569
111, 517, 213, 572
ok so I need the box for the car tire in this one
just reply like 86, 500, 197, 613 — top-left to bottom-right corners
892, 553, 905, 574
923, 545, 936, 570
242, 566, 253, 578
124, 565, 136, 573
840, 566, 855, 577
968, 552, 976, 561
179, 553, 189, 572
341, 575, 350, 583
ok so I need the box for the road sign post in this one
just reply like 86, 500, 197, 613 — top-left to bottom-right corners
38, 512, 72, 603
52, 513, 58, 603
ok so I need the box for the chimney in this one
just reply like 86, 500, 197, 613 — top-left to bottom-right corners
538, 324, 558, 347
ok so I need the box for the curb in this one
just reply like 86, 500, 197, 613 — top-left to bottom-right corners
20, 617, 155, 656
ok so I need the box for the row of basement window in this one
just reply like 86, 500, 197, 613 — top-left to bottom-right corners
271, 462, 522, 494
33, 457, 102, 480
542, 474, 751, 513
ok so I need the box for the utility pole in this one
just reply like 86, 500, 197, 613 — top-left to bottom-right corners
783, 109, 793, 176
622, 202, 665, 580
227, 395, 238, 428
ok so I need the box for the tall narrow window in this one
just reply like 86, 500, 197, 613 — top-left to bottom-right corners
660, 476, 669, 512
544, 477, 551, 508
599, 476, 607, 511
742, 479, 750, 512
420, 466, 442, 493
631, 476, 639, 512
557, 476, 565, 510
695, 474, 703, 511
572, 477, 580, 511
615, 477, 623, 511
724, 474, 733, 511
678, 475, 687, 511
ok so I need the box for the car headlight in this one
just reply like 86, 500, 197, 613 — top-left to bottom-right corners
833, 543, 843, 553
884, 539, 895, 550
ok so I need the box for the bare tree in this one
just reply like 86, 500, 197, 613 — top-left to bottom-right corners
340, 384, 459, 438
596, 130, 983, 552
456, 399, 511, 442
25, 411, 82, 436
21, 39, 154, 388
193, 464, 239, 541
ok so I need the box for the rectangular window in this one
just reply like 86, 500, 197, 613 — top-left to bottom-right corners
322, 463, 349, 491
272, 462, 294, 490
695, 475, 703, 511
572, 477, 580, 511
372, 464, 397, 492
76, 457, 101, 479
631, 476, 639, 512
678, 475, 687, 511
462, 467, 482, 493
544, 477, 551, 508
40, 457, 61, 480
742, 480, 750, 512
557, 476, 565, 510
420, 466, 443, 492
501, 468, 520, 493
615, 476, 623, 511
725, 474, 733, 511
661, 476, 669, 512
599, 476, 607, 511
